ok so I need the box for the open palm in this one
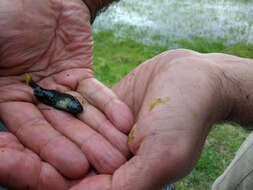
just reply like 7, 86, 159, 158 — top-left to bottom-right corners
0, 0, 133, 187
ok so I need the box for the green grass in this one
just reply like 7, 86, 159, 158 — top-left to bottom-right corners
176, 124, 248, 190
93, 30, 167, 87
93, 30, 252, 190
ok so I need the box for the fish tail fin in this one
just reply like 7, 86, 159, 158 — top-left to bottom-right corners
25, 73, 38, 88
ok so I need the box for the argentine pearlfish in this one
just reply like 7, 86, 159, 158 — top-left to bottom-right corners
25, 74, 83, 115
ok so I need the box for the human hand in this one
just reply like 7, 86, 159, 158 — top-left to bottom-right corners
70, 49, 248, 190
0, 0, 133, 181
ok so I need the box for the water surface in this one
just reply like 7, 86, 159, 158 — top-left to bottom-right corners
93, 0, 253, 47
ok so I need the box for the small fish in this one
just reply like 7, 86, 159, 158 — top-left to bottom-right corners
25, 73, 83, 115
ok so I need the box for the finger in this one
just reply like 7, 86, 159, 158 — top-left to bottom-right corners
0, 132, 24, 151
68, 154, 175, 190
46, 72, 131, 157
70, 175, 112, 190
69, 148, 187, 190
0, 102, 89, 179
79, 104, 131, 158
77, 78, 134, 133
68, 91, 131, 158
42, 108, 127, 174
111, 137, 193, 190
69, 138, 189, 190
0, 132, 70, 190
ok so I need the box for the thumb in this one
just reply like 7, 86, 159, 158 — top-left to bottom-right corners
111, 127, 192, 190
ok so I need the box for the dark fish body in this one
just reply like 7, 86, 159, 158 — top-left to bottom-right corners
25, 74, 83, 115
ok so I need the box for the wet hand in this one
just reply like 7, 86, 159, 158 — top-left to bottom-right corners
0, 0, 133, 182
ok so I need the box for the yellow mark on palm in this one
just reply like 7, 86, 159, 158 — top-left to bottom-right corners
193, 111, 198, 118
77, 96, 88, 106
32, 123, 45, 127
149, 97, 170, 111
128, 128, 135, 143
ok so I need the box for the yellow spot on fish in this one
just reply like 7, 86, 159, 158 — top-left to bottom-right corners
149, 97, 170, 111
128, 128, 135, 143
56, 98, 70, 109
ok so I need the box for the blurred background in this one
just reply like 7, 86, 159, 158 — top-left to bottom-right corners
94, 0, 253, 48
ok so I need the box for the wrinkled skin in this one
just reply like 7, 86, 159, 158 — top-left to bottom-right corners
0, 0, 134, 186
70, 50, 250, 190
1, 49, 250, 189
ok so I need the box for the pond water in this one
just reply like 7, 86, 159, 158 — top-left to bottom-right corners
93, 0, 253, 48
